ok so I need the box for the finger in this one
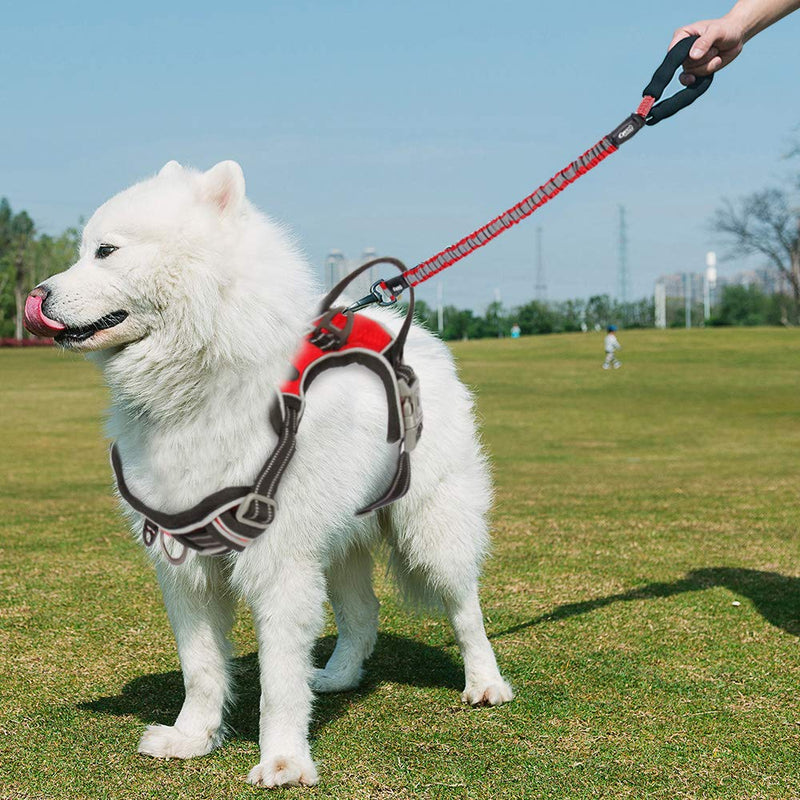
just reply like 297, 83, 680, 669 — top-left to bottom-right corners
688, 30, 720, 60
669, 24, 702, 51
691, 47, 719, 67
679, 72, 697, 86
683, 48, 719, 73
685, 55, 725, 77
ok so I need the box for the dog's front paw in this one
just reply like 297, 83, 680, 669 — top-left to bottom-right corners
138, 724, 217, 759
247, 754, 319, 788
462, 678, 514, 707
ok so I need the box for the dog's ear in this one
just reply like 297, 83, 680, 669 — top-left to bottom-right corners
158, 160, 183, 178
200, 161, 246, 215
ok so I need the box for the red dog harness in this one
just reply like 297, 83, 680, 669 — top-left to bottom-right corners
111, 259, 422, 563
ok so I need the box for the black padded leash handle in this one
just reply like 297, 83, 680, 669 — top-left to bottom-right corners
644, 34, 714, 125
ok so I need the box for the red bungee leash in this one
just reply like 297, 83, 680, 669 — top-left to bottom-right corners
110, 37, 716, 561
348, 35, 714, 313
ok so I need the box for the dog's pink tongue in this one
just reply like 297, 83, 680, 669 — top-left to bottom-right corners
24, 289, 65, 337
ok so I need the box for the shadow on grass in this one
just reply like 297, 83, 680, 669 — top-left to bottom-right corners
491, 567, 800, 639
80, 631, 462, 743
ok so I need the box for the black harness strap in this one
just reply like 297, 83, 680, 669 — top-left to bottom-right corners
235, 405, 299, 529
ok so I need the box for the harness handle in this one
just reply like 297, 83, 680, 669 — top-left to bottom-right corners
321, 257, 415, 364
643, 34, 714, 126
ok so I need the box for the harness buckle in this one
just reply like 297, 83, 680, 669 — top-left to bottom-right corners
396, 365, 423, 452
235, 492, 278, 530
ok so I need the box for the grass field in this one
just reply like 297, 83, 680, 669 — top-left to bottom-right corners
1, 328, 799, 800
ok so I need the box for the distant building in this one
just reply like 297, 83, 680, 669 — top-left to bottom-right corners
654, 264, 790, 328
655, 265, 789, 300
656, 271, 705, 299
324, 248, 380, 298
726, 266, 791, 296
654, 272, 708, 328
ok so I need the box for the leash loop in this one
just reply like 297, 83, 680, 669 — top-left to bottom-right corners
643, 34, 714, 126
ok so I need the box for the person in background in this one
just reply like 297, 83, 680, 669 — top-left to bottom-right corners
603, 325, 622, 370
672, 0, 800, 85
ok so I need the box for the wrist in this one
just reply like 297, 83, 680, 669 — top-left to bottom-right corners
725, 2, 758, 41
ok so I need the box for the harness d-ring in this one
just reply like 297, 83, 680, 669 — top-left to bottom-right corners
142, 519, 158, 547
160, 531, 188, 565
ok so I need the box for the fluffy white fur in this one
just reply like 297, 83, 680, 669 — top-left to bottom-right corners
38, 160, 513, 788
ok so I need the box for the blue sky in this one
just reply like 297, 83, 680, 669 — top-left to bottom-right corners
2, 1, 798, 311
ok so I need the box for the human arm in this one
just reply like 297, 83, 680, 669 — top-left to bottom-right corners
670, 0, 800, 85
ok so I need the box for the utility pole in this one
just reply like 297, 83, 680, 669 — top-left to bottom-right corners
535, 226, 547, 302
654, 281, 666, 329
704, 251, 717, 322
618, 205, 629, 306
684, 272, 692, 329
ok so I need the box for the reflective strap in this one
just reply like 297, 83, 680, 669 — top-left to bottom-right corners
240, 405, 298, 527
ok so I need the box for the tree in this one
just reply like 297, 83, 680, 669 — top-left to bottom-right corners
713, 188, 800, 323
410, 298, 434, 330
514, 300, 554, 335
551, 299, 586, 333
620, 297, 655, 329
0, 200, 37, 339
585, 294, 615, 330
709, 284, 783, 327
483, 300, 507, 338
440, 306, 483, 340
0, 200, 79, 339
0, 200, 13, 335
1, 204, 36, 340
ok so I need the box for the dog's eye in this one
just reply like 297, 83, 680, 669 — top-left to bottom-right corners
95, 244, 119, 260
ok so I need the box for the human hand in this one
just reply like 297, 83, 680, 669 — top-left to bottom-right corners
669, 16, 746, 85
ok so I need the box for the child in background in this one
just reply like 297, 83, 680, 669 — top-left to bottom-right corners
603, 325, 621, 370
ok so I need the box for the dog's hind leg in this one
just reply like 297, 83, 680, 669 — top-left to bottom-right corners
312, 543, 379, 693
138, 558, 236, 760
390, 472, 514, 707
442, 585, 514, 706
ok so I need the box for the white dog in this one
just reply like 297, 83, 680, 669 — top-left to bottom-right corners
26, 161, 513, 788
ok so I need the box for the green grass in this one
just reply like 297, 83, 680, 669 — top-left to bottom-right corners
1, 328, 799, 799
